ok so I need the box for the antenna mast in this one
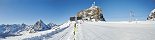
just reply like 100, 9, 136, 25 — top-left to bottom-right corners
129, 10, 135, 22
92, 1, 96, 6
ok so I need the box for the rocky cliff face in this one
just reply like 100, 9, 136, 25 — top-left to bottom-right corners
147, 9, 155, 21
76, 5, 105, 21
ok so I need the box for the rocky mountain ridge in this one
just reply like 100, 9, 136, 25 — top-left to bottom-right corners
0, 20, 57, 38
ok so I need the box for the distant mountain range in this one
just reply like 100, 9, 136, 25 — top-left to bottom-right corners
0, 20, 57, 38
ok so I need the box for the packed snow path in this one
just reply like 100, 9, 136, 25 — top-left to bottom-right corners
74, 21, 155, 40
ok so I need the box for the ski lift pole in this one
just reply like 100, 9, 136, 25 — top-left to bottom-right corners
129, 10, 134, 22
75, 16, 77, 23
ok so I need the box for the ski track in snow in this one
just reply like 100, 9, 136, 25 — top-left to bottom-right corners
75, 21, 155, 40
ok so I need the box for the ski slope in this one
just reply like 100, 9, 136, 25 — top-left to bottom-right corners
47, 21, 155, 40
1, 21, 155, 40
74, 21, 155, 40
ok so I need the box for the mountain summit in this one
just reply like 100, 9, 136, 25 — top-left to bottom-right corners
30, 19, 50, 33
76, 2, 105, 21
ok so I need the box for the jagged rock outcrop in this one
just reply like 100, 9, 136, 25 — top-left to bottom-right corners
76, 2, 105, 21
147, 9, 155, 21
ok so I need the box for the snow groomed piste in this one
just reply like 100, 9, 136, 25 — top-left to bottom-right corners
40, 21, 155, 40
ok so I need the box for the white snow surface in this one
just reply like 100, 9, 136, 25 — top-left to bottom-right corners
2, 27, 55, 40
74, 21, 155, 40
1, 21, 155, 40
46, 21, 155, 40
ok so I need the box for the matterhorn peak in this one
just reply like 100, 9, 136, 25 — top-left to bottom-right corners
29, 19, 50, 33
37, 19, 43, 23
34, 19, 45, 27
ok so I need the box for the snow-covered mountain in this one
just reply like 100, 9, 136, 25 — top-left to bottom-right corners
76, 2, 105, 21
0, 20, 57, 38
0, 24, 28, 38
29, 20, 50, 33
147, 9, 155, 21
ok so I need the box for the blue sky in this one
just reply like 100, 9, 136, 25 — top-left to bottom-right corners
0, 0, 155, 24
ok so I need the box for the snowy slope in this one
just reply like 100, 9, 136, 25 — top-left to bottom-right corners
46, 21, 75, 40
45, 21, 155, 40
1, 21, 72, 40
25, 21, 155, 40
75, 21, 155, 40
1, 21, 154, 40
3, 28, 55, 40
